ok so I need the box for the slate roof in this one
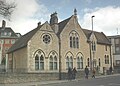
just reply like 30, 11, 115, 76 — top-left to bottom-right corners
0, 27, 18, 38
82, 29, 111, 45
108, 35, 120, 39
8, 15, 111, 53
57, 16, 72, 36
8, 16, 72, 53
8, 26, 41, 53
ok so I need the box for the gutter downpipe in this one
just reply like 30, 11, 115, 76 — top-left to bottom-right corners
58, 35, 61, 80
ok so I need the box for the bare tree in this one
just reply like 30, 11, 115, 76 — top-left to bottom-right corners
0, 0, 16, 20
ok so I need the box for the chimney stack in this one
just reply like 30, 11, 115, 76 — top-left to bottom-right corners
2, 20, 6, 29
50, 12, 58, 25
50, 12, 59, 34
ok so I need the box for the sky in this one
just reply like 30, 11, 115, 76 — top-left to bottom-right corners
0, 0, 120, 36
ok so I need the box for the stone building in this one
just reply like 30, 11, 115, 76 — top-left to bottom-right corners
108, 35, 120, 73
7, 10, 112, 75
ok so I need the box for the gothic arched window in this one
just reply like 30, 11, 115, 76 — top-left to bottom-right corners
77, 53, 83, 69
49, 51, 58, 70
69, 31, 79, 49
35, 50, 45, 70
66, 52, 73, 69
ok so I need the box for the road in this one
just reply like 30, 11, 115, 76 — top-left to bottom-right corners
41, 75, 120, 86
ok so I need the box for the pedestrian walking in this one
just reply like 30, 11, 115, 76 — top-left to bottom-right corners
72, 67, 77, 80
84, 66, 89, 79
68, 67, 72, 80
92, 69, 96, 78
109, 66, 112, 74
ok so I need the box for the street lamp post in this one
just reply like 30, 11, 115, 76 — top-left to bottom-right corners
90, 15, 95, 71
91, 15, 95, 31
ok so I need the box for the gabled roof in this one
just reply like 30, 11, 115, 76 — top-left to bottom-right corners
8, 25, 42, 53
0, 27, 18, 38
82, 29, 111, 45
57, 16, 72, 36
8, 16, 72, 53
8, 14, 111, 53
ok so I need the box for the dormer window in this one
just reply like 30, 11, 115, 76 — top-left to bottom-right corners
4, 32, 7, 36
9, 32, 12, 36
0, 32, 12, 37
92, 41, 96, 51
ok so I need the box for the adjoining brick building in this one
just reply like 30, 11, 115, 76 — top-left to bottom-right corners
0, 20, 21, 71
8, 10, 112, 76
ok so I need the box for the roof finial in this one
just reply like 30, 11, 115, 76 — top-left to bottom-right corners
74, 8, 77, 16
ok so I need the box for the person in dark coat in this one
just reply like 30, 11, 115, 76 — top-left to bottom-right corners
84, 66, 89, 79
109, 66, 112, 74
92, 69, 96, 78
68, 67, 72, 80
72, 67, 77, 79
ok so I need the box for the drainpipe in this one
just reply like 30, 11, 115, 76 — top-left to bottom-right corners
58, 36, 61, 80
110, 44, 112, 68
12, 52, 14, 72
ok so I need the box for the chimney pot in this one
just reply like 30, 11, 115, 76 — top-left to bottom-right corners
38, 22, 41, 27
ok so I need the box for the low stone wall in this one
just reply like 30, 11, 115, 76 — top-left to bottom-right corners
0, 71, 100, 84
0, 72, 59, 84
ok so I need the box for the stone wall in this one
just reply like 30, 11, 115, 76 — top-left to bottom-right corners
0, 72, 59, 84
0, 71, 87, 84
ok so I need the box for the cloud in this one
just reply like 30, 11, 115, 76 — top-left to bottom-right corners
81, 6, 120, 36
85, 0, 92, 4
0, 0, 49, 35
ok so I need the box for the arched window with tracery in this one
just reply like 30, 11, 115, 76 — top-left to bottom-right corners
49, 51, 58, 70
35, 50, 45, 70
69, 31, 79, 49
66, 52, 73, 69
77, 53, 83, 69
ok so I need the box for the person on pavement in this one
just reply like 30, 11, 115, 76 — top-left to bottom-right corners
84, 66, 89, 79
92, 68, 96, 78
72, 67, 77, 80
68, 67, 72, 80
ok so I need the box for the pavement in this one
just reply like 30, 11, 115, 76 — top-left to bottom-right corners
1, 74, 120, 86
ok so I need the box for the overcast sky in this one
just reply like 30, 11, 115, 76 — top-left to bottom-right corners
0, 0, 120, 36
